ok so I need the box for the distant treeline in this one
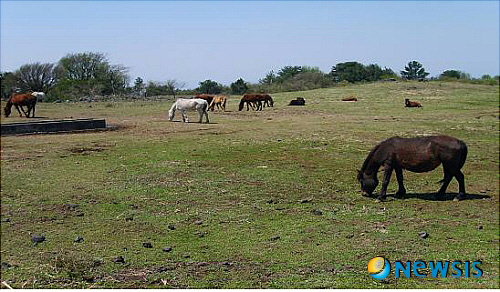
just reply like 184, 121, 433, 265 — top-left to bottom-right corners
1, 51, 498, 101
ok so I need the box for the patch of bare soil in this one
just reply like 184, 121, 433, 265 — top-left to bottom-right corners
69, 147, 105, 155
67, 142, 115, 156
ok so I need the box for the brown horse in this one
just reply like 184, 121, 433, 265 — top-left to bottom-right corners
342, 96, 358, 102
262, 94, 274, 108
209, 95, 227, 111
195, 94, 215, 106
357, 136, 468, 201
238, 94, 273, 111
405, 98, 422, 107
4, 92, 40, 117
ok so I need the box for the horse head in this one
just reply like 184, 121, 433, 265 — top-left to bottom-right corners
357, 170, 378, 197
168, 108, 175, 121
4, 104, 12, 117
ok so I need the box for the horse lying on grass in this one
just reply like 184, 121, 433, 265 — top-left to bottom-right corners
4, 91, 45, 118
405, 98, 422, 107
289, 97, 305, 106
168, 98, 209, 123
358, 135, 467, 202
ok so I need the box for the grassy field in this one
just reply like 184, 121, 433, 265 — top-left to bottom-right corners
0, 81, 498, 288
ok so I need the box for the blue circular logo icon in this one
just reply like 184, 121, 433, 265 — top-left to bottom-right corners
368, 257, 391, 280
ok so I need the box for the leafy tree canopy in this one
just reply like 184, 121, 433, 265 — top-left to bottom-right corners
230, 78, 249, 95
400, 61, 429, 80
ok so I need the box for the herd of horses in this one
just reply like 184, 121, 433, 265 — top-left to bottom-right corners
3, 90, 467, 201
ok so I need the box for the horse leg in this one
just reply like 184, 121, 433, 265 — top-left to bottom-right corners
204, 110, 209, 123
197, 109, 203, 123
18, 105, 29, 117
257, 101, 263, 111
25, 104, 33, 117
182, 111, 188, 122
377, 165, 393, 201
29, 103, 35, 117
14, 105, 24, 117
454, 171, 466, 201
394, 167, 406, 198
437, 170, 453, 197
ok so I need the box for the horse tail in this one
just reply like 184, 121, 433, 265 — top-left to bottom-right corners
202, 100, 209, 113
437, 139, 468, 183
457, 140, 468, 169
238, 98, 245, 111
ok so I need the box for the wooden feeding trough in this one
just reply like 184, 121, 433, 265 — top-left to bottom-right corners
1, 118, 107, 136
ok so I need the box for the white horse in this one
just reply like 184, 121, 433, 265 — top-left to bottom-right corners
168, 98, 210, 123
31, 92, 45, 101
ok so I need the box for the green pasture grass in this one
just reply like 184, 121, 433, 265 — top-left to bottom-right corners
0, 81, 498, 288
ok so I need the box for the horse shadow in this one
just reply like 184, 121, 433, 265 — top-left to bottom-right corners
390, 192, 491, 201
168, 121, 218, 124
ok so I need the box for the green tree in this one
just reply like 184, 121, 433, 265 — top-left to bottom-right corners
165, 79, 186, 99
56, 52, 129, 97
276, 66, 303, 83
289, 71, 332, 91
330, 62, 366, 83
197, 79, 223, 94
259, 70, 276, 85
133, 77, 145, 96
0, 72, 16, 99
145, 81, 167, 97
400, 61, 429, 80
364, 64, 384, 82
440, 70, 461, 79
230, 78, 249, 94
12, 63, 60, 93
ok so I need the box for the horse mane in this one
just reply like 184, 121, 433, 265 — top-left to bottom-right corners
359, 142, 381, 175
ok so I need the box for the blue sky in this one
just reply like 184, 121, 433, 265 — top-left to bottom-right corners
1, 1, 498, 88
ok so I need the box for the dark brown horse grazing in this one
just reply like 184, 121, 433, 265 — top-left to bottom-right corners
194, 94, 215, 106
4, 93, 39, 117
357, 136, 468, 201
262, 94, 274, 108
238, 94, 273, 111
239, 94, 262, 111
405, 98, 422, 107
